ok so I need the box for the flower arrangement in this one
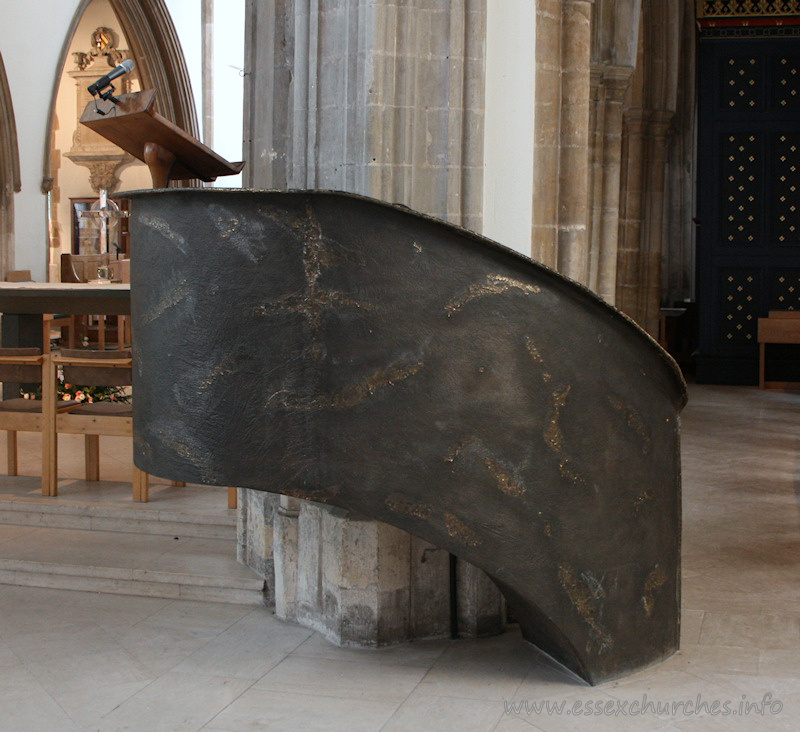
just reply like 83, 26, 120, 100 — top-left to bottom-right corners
20, 365, 130, 404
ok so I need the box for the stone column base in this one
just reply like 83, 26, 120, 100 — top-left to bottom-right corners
237, 488, 506, 646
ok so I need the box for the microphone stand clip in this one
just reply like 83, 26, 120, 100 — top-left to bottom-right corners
91, 84, 120, 116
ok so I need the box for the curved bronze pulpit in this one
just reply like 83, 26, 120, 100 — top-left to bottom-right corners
128, 189, 687, 685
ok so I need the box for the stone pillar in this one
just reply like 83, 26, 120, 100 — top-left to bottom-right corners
616, 107, 674, 336
616, 108, 647, 322
367, 0, 486, 228
641, 112, 673, 336
556, 0, 593, 286
532, 0, 594, 283
595, 68, 632, 305
588, 68, 604, 295
236, 489, 280, 604
313, 510, 413, 646
409, 536, 451, 638
532, 0, 562, 270
662, 0, 696, 307
613, 0, 687, 335
456, 562, 507, 638
272, 495, 301, 619
238, 497, 505, 646
246, 0, 485, 224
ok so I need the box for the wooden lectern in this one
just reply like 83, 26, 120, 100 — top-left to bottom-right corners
79, 89, 244, 188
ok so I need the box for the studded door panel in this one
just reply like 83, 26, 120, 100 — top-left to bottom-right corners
697, 37, 800, 383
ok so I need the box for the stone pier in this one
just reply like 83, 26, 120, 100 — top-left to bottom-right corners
237, 489, 506, 646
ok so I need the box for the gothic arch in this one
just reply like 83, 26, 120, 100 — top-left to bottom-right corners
108, 0, 199, 138
43, 0, 199, 195
0, 51, 20, 279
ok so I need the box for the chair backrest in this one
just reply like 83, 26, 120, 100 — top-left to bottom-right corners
60, 349, 132, 387
4, 270, 32, 282
109, 258, 130, 283
61, 254, 111, 283
0, 347, 43, 383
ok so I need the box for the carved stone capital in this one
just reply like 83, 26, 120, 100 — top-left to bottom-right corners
623, 106, 651, 130
647, 109, 676, 138
603, 64, 635, 99
63, 152, 134, 193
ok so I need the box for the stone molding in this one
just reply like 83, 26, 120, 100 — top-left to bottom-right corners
0, 52, 19, 278
588, 63, 635, 304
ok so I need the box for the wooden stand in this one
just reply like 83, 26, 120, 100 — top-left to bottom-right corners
79, 89, 244, 188
77, 96, 240, 507
757, 310, 800, 389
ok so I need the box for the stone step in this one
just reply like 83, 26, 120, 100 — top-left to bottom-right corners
0, 486, 236, 540
0, 557, 265, 605
0, 525, 265, 606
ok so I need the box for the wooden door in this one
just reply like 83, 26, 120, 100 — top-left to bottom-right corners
696, 36, 800, 384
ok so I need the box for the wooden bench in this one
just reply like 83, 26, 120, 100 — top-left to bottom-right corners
757, 310, 800, 389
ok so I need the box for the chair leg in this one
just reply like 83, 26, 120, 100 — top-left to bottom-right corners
6, 431, 17, 476
171, 480, 186, 487
42, 354, 58, 497
68, 316, 77, 348
133, 466, 149, 502
42, 318, 52, 355
227, 487, 237, 509
85, 435, 100, 481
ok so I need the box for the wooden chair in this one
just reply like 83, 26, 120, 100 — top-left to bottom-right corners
0, 348, 78, 488
60, 254, 129, 349
42, 313, 76, 353
5, 269, 32, 282
42, 349, 149, 501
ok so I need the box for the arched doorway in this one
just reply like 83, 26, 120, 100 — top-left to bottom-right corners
44, 0, 199, 279
0, 51, 21, 280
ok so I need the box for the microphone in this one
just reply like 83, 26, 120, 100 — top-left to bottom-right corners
88, 59, 135, 96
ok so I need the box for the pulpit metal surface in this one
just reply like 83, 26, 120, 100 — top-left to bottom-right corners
128, 189, 687, 685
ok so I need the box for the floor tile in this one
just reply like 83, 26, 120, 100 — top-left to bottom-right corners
254, 655, 427, 702
171, 608, 311, 679
382, 689, 505, 731
0, 666, 79, 731
93, 672, 252, 731
698, 611, 800, 650
292, 630, 449, 668
205, 688, 398, 731
416, 634, 540, 701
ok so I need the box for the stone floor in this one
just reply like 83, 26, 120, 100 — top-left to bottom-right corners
0, 383, 798, 730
